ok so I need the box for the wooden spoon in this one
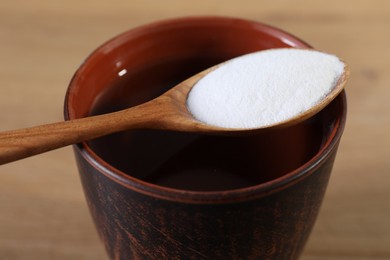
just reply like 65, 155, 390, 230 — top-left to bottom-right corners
0, 61, 349, 165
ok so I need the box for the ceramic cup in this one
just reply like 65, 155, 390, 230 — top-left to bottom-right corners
64, 16, 347, 260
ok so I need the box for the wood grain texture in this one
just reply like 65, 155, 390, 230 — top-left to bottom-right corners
0, 66, 235, 165
0, 0, 389, 259
0, 91, 190, 165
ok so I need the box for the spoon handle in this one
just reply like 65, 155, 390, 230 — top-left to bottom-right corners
0, 102, 159, 165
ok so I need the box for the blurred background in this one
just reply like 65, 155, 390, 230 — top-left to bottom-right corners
0, 0, 389, 259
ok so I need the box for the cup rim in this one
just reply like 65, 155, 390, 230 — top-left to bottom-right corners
64, 16, 347, 204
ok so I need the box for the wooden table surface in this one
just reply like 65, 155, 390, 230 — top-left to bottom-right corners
1, 1, 389, 259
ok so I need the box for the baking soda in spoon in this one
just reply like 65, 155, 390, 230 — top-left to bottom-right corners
187, 48, 345, 129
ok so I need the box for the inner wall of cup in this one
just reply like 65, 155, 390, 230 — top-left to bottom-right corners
67, 17, 341, 192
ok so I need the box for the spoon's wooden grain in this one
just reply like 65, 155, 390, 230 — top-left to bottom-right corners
0, 58, 349, 165
0, 68, 217, 165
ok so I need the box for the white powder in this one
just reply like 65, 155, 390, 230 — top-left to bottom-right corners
186, 48, 345, 129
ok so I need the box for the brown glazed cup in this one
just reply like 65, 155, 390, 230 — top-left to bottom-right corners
64, 17, 347, 259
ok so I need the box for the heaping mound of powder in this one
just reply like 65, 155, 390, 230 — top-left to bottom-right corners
186, 48, 345, 129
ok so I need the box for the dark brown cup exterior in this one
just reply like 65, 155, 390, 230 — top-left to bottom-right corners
65, 17, 347, 260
